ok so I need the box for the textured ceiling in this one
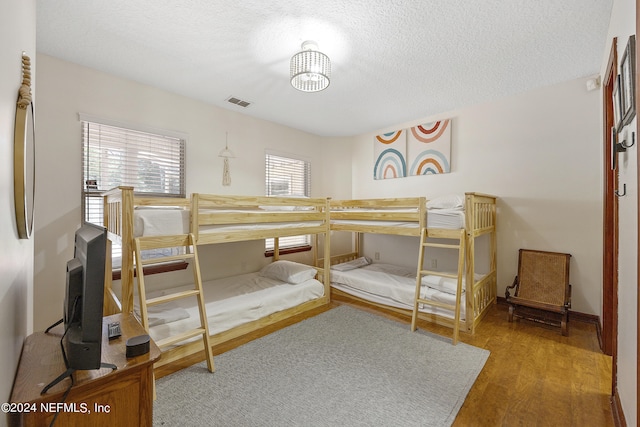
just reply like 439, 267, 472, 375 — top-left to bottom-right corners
36, 0, 612, 137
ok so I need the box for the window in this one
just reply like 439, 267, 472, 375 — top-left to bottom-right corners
81, 118, 186, 225
81, 117, 187, 271
265, 151, 311, 252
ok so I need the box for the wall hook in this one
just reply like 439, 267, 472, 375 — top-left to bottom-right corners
615, 183, 627, 197
620, 131, 635, 149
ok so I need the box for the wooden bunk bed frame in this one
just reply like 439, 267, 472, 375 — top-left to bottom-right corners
322, 192, 497, 334
102, 186, 331, 371
102, 186, 191, 315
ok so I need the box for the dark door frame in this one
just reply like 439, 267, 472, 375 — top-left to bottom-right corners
636, 1, 640, 421
602, 37, 618, 376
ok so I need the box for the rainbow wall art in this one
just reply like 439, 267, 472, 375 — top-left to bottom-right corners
373, 119, 452, 180
407, 120, 451, 176
373, 129, 407, 180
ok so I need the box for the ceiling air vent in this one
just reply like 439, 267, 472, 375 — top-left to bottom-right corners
226, 96, 251, 108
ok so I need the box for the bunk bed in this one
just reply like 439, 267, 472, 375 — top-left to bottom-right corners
102, 186, 191, 315
102, 186, 331, 370
322, 192, 497, 335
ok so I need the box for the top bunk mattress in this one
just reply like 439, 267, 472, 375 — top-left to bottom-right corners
133, 208, 324, 238
330, 193, 467, 230
330, 208, 465, 229
134, 208, 190, 237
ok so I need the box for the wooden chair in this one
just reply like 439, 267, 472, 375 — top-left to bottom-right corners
505, 249, 571, 336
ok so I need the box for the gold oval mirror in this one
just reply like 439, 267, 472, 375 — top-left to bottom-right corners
14, 53, 35, 239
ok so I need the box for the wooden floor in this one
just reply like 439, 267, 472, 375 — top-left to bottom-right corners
345, 300, 615, 427
157, 300, 615, 426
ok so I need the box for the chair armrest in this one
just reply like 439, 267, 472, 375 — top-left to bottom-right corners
505, 276, 519, 299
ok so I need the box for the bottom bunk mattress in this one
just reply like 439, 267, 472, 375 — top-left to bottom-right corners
330, 262, 470, 320
140, 270, 325, 345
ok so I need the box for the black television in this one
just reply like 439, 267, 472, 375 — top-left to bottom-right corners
62, 221, 107, 371
42, 222, 115, 395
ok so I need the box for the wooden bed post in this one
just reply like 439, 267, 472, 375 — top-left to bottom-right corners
324, 198, 331, 296
120, 187, 135, 313
273, 238, 280, 261
190, 193, 199, 242
490, 199, 498, 304
464, 193, 475, 333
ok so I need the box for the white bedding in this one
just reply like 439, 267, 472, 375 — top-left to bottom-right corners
330, 208, 465, 230
330, 263, 467, 320
134, 208, 190, 237
142, 272, 325, 344
133, 208, 323, 237
199, 221, 324, 234
132, 204, 463, 238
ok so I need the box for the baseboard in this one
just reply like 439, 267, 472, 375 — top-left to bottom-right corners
611, 387, 628, 427
497, 296, 607, 355
496, 296, 601, 326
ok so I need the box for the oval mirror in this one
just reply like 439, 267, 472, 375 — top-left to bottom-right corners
14, 53, 35, 239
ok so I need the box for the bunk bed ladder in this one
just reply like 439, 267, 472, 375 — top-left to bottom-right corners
411, 228, 466, 345
133, 233, 215, 373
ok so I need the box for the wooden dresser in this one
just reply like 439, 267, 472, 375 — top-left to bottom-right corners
8, 313, 161, 427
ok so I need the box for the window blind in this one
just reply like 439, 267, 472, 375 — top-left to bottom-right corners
81, 120, 186, 225
265, 151, 311, 249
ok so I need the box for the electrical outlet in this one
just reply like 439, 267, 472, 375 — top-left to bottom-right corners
430, 259, 437, 269
374, 252, 380, 261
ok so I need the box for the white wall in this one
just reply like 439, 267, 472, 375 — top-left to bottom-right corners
33, 54, 351, 331
603, 0, 637, 424
0, 1, 36, 425
347, 77, 603, 316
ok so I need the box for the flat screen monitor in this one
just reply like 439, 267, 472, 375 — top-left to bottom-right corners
62, 222, 107, 371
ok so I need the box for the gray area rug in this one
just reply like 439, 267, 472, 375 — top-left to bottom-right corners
154, 306, 489, 426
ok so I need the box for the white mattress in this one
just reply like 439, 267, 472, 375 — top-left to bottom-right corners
133, 208, 323, 237
330, 263, 466, 320
143, 272, 325, 344
199, 221, 324, 235
427, 209, 465, 229
330, 208, 465, 230
134, 208, 189, 237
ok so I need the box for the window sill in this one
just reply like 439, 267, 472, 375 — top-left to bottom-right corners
264, 245, 312, 257
112, 261, 189, 280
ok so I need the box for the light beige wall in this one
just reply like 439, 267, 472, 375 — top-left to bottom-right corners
0, 1, 36, 424
603, 0, 637, 424
33, 54, 351, 331
349, 77, 602, 317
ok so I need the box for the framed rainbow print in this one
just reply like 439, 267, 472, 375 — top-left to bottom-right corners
373, 129, 407, 180
407, 120, 451, 176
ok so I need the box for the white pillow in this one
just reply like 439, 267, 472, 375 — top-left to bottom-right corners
332, 257, 372, 271
426, 194, 464, 210
259, 260, 317, 284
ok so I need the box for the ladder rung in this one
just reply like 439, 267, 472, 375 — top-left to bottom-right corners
156, 328, 206, 348
139, 253, 193, 266
416, 298, 457, 311
146, 289, 200, 306
419, 270, 460, 280
422, 242, 461, 249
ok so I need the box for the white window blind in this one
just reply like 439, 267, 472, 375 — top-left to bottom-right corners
81, 120, 186, 225
265, 151, 311, 250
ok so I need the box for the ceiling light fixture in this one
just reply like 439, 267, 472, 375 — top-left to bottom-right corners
290, 40, 331, 92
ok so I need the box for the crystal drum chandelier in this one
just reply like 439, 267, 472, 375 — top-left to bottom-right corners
290, 40, 331, 92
